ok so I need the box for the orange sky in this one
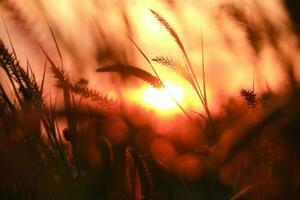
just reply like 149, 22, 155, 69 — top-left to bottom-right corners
1, 0, 299, 116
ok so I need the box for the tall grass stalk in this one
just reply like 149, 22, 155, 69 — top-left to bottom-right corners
149, 10, 212, 121
127, 36, 193, 121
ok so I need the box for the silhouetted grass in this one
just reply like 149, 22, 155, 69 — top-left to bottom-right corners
1, 1, 300, 199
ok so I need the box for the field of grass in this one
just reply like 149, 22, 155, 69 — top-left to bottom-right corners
1, 0, 300, 199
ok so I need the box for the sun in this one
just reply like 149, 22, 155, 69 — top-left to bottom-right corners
141, 81, 184, 112
127, 79, 201, 115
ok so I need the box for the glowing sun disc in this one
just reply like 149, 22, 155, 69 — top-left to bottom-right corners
141, 81, 184, 111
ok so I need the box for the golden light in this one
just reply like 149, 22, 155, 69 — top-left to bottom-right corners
127, 73, 213, 116
141, 81, 184, 111
127, 79, 188, 116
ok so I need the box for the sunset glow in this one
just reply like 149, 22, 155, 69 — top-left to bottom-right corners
1, 0, 300, 199
141, 81, 184, 112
